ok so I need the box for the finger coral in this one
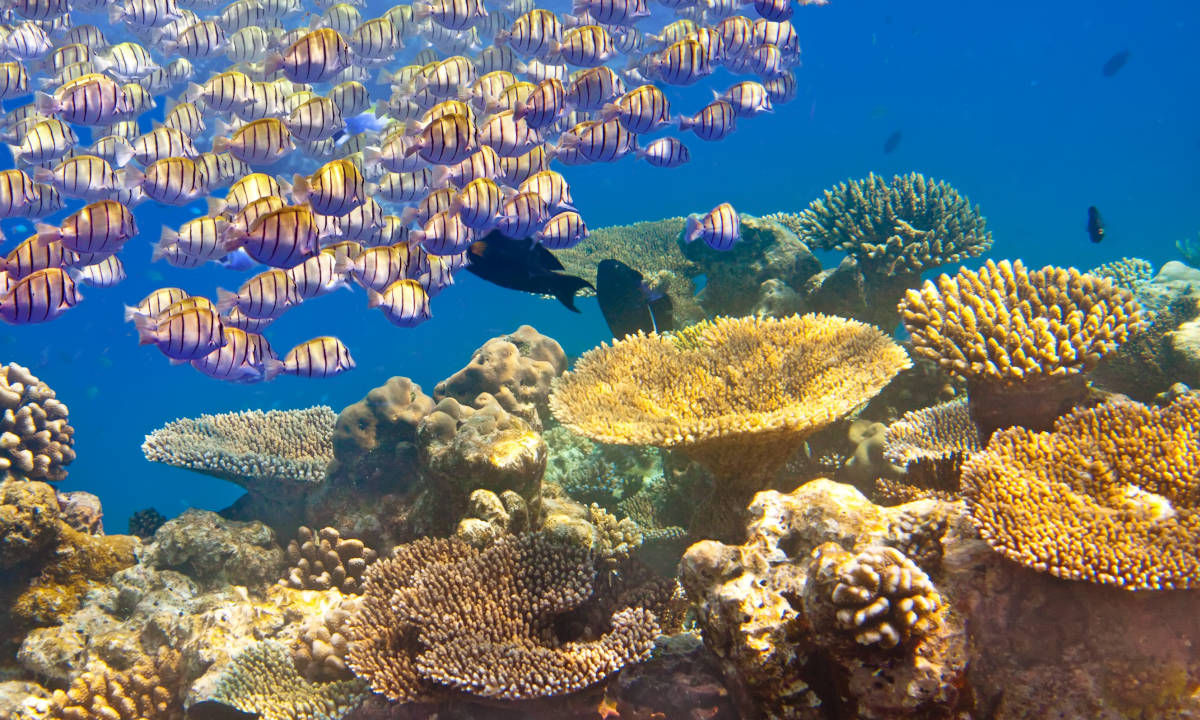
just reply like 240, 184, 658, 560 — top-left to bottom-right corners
213, 640, 368, 720
900, 259, 1144, 437
44, 647, 183, 720
1, 363, 74, 484
960, 394, 1200, 590
346, 534, 659, 703
141, 407, 336, 497
550, 314, 910, 541
283, 526, 378, 594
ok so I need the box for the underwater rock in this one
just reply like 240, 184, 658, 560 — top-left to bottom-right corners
55, 490, 103, 535
0, 680, 50, 720
144, 510, 284, 591
0, 362, 75, 485
453, 488, 529, 548
0, 479, 62, 570
432, 325, 567, 428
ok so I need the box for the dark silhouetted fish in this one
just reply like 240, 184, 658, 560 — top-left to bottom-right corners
1087, 206, 1105, 243
883, 130, 902, 154
466, 231, 593, 312
1102, 50, 1130, 77
187, 701, 260, 720
596, 259, 675, 339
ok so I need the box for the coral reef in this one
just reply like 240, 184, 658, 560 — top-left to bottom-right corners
432, 325, 566, 427
454, 488, 530, 547
42, 647, 184, 720
543, 425, 659, 510
127, 507, 166, 539
212, 640, 368, 720
550, 314, 910, 541
1, 363, 75, 484
56, 491, 103, 535
142, 407, 335, 499
960, 394, 1200, 589
1088, 257, 1154, 292
876, 397, 980, 503
283, 526, 378, 594
324, 377, 434, 492
143, 509, 284, 591
346, 534, 659, 703
0, 479, 62, 569
292, 591, 361, 682
900, 259, 1143, 437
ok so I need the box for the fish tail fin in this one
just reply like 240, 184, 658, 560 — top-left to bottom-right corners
365, 287, 383, 309
132, 314, 159, 345
112, 140, 135, 168
684, 214, 702, 243
34, 92, 58, 117
34, 223, 61, 247
119, 165, 144, 191
291, 173, 309, 204
262, 357, 286, 381
215, 288, 238, 314
206, 196, 228, 216
122, 304, 145, 323
31, 166, 52, 185
552, 274, 593, 313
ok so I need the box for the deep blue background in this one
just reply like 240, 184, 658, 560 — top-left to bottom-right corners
3, 0, 1197, 530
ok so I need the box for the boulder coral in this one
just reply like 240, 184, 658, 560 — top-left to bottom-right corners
550, 314, 910, 541
283, 526, 378, 594
1, 362, 74, 484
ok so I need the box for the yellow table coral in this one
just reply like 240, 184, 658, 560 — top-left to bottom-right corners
960, 395, 1200, 590
549, 314, 910, 541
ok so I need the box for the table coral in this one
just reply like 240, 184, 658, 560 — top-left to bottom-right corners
213, 640, 368, 720
433, 325, 566, 427
346, 534, 659, 703
1, 362, 74, 484
899, 259, 1143, 437
960, 394, 1200, 590
283, 526, 378, 594
43, 648, 183, 720
549, 314, 910, 541
877, 398, 980, 503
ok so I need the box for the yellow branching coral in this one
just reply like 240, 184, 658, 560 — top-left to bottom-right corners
960, 395, 1200, 590
773, 172, 992, 276
877, 398, 981, 503
900, 259, 1144, 436
550, 314, 910, 540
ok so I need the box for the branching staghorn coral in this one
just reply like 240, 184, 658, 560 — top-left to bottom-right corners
141, 407, 336, 497
1, 363, 74, 483
960, 395, 1200, 590
899, 259, 1144, 437
776, 172, 992, 277
44, 647, 183, 720
213, 640, 368, 720
1088, 257, 1154, 293
346, 534, 659, 703
550, 314, 910, 541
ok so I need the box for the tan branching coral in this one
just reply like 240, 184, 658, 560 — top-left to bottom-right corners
141, 407, 336, 496
550, 314, 910, 540
1, 363, 74, 483
213, 640, 368, 720
283, 526, 378, 594
1089, 257, 1154, 292
900, 259, 1144, 436
960, 395, 1200, 590
776, 172, 991, 277
45, 648, 183, 720
877, 398, 980, 503
433, 325, 567, 426
346, 534, 659, 703
807, 544, 944, 649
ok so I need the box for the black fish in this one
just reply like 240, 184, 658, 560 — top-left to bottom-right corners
187, 701, 261, 720
596, 259, 675, 339
466, 231, 593, 311
883, 130, 902, 154
1086, 206, 1105, 243
1102, 50, 1130, 77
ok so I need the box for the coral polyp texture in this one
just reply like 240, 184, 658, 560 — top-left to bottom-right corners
44, 648, 183, 720
878, 397, 981, 503
212, 640, 368, 720
900, 259, 1144, 435
960, 395, 1200, 590
346, 534, 659, 703
283, 526, 378, 594
1, 363, 74, 484
141, 407, 336, 496
1088, 257, 1155, 292
550, 314, 910, 540
773, 171, 992, 276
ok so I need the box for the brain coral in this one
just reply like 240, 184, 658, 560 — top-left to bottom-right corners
960, 394, 1200, 590
550, 314, 910, 541
776, 172, 992, 277
1, 362, 74, 483
900, 259, 1143, 436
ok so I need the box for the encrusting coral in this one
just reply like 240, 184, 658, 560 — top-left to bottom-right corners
960, 394, 1200, 590
43, 647, 184, 720
141, 407, 336, 498
899, 259, 1143, 437
346, 534, 659, 703
1, 362, 74, 484
432, 324, 567, 427
212, 640, 368, 720
324, 376, 435, 491
550, 314, 910, 541
283, 526, 378, 594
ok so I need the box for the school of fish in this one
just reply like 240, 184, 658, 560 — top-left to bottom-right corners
0, 0, 822, 381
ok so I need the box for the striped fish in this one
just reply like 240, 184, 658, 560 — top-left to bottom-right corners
217, 268, 303, 319
151, 242, 209, 269
124, 287, 190, 322
442, 145, 501, 185
413, 187, 457, 226
571, 0, 649, 25
327, 80, 370, 116
337, 243, 420, 291
128, 156, 209, 205
0, 267, 81, 324
499, 9, 561, 59
221, 306, 276, 334
416, 210, 475, 255
156, 215, 229, 262
518, 170, 573, 211
225, 204, 319, 268
214, 118, 294, 166
37, 200, 136, 256
33, 155, 128, 201
349, 18, 402, 60
602, 84, 670, 132
267, 28, 352, 84
293, 158, 370, 216
285, 252, 350, 299
637, 136, 690, 167
71, 255, 127, 288
477, 110, 541, 157
553, 25, 615, 67
454, 177, 507, 229
285, 96, 344, 142
376, 168, 433, 204
535, 210, 587, 249
417, 255, 457, 296
496, 144, 549, 185
192, 71, 253, 114
684, 202, 740, 250
763, 70, 796, 104
269, 336, 355, 379
654, 38, 713, 85
168, 20, 226, 59
191, 326, 269, 382
135, 306, 226, 360
495, 190, 550, 238
0, 62, 29, 99
132, 127, 201, 165
0, 234, 68, 279
111, 0, 183, 28
90, 135, 136, 168
512, 78, 564, 129
753, 18, 799, 57
564, 66, 625, 111
406, 113, 476, 166
413, 0, 486, 31
679, 100, 737, 141
557, 117, 636, 162
94, 42, 159, 81
219, 173, 290, 215
12, 118, 77, 164
721, 80, 773, 116
164, 101, 206, 136
0, 170, 41, 220
0, 22, 53, 62
368, 278, 431, 327
337, 198, 388, 243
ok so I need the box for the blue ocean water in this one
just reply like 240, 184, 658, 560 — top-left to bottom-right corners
3, 0, 1197, 530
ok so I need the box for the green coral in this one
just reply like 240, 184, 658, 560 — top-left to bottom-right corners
213, 640, 368, 720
